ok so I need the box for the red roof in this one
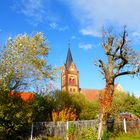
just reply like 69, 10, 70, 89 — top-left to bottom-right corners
80, 89, 101, 101
10, 91, 35, 101
80, 84, 125, 101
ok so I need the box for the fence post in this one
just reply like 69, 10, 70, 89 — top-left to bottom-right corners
123, 118, 127, 133
66, 121, 69, 140
30, 122, 33, 140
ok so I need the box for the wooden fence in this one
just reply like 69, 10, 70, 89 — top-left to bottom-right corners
31, 119, 140, 139
32, 120, 98, 139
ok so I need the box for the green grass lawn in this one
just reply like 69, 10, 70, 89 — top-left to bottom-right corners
109, 132, 140, 140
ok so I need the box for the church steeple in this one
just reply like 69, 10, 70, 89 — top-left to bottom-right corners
66, 47, 73, 69
61, 47, 80, 93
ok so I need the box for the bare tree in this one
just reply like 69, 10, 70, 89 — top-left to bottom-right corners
95, 27, 140, 140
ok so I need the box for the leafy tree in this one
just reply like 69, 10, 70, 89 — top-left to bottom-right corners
32, 93, 54, 122
71, 93, 99, 120
53, 91, 74, 110
79, 100, 99, 120
112, 91, 140, 117
95, 27, 140, 139
0, 33, 55, 139
52, 91, 99, 121
0, 90, 33, 139
52, 91, 83, 120
0, 32, 53, 92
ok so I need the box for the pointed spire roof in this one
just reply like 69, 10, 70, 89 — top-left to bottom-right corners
66, 47, 73, 69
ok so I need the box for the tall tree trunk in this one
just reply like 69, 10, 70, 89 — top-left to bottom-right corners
97, 112, 104, 140
103, 80, 114, 112
97, 80, 114, 140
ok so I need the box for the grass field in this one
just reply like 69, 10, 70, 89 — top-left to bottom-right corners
109, 131, 140, 140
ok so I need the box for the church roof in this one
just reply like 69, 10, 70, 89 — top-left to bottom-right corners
80, 89, 101, 101
80, 84, 125, 101
65, 48, 73, 69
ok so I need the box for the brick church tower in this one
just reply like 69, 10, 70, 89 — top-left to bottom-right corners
61, 48, 80, 93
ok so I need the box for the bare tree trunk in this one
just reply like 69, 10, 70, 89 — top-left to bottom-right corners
97, 112, 104, 140
97, 81, 114, 140
103, 80, 114, 112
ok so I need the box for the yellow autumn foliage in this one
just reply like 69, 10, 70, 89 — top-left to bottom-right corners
52, 108, 77, 122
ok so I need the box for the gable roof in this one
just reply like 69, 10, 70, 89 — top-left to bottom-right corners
80, 89, 101, 101
10, 91, 35, 101
114, 83, 125, 92
80, 84, 125, 101
65, 48, 73, 69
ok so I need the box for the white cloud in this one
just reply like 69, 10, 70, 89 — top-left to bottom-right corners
64, 0, 140, 36
59, 26, 69, 31
49, 22, 58, 29
130, 31, 140, 46
71, 35, 76, 39
11, 0, 58, 26
80, 28, 101, 37
132, 32, 140, 37
79, 43, 93, 50
12, 0, 45, 26
49, 23, 69, 32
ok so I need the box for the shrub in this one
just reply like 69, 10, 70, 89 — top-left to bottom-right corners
66, 123, 76, 140
78, 127, 96, 140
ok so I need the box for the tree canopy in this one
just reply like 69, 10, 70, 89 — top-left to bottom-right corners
0, 32, 53, 92
0, 33, 54, 139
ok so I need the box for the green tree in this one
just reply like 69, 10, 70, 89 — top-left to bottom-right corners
0, 33, 55, 139
52, 91, 99, 121
71, 93, 99, 120
79, 100, 99, 120
112, 91, 140, 117
0, 90, 33, 139
32, 93, 54, 122
52, 91, 84, 120
0, 32, 53, 92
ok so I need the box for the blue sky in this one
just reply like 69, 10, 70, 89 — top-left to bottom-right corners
0, 0, 140, 96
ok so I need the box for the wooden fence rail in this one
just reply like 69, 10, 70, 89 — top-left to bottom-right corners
31, 119, 140, 139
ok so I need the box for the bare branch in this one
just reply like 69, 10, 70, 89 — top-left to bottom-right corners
99, 59, 107, 75
94, 59, 108, 77
115, 67, 140, 78
113, 44, 120, 56
114, 56, 128, 74
113, 27, 127, 57
120, 28, 127, 55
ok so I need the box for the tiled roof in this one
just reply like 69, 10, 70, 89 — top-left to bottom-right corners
80, 89, 101, 101
80, 83, 125, 101
10, 91, 35, 101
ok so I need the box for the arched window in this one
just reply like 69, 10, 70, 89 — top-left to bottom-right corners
72, 78, 75, 85
69, 77, 75, 85
69, 78, 71, 84
73, 88, 75, 92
